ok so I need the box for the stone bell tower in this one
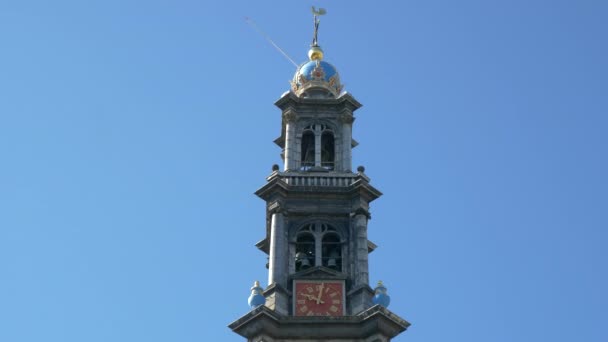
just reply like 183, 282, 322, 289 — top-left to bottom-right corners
229, 8, 410, 342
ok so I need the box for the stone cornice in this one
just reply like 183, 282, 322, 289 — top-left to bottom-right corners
274, 91, 363, 112
228, 305, 410, 340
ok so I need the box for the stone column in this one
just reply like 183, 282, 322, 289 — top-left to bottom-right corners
353, 213, 369, 286
314, 124, 322, 167
283, 111, 296, 171
340, 113, 354, 172
315, 224, 323, 267
268, 211, 287, 287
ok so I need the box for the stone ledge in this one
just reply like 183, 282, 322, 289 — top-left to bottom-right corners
228, 305, 410, 340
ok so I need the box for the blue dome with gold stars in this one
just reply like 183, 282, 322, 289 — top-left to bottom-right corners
290, 46, 343, 98
297, 60, 338, 83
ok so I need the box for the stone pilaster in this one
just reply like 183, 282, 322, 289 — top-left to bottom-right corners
339, 112, 354, 172
268, 211, 287, 288
283, 111, 297, 171
353, 212, 369, 286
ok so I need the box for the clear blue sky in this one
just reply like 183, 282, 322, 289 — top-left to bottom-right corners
1, 1, 606, 341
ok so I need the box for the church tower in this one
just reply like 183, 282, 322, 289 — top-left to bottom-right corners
230, 8, 410, 341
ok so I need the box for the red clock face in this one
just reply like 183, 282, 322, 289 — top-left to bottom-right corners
293, 280, 345, 316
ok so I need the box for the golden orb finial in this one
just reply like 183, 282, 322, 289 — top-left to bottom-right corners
308, 46, 324, 61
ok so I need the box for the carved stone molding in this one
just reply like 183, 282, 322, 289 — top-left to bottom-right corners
339, 112, 354, 124
352, 207, 371, 219
283, 110, 297, 123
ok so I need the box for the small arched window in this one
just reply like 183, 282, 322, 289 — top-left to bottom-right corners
301, 131, 315, 170
295, 233, 315, 272
322, 233, 342, 271
321, 131, 335, 170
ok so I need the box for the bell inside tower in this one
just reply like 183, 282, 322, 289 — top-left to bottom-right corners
322, 233, 341, 271
295, 231, 315, 271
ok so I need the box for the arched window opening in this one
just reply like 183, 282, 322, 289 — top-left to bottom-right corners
301, 131, 315, 170
321, 131, 335, 170
295, 233, 315, 271
322, 233, 342, 271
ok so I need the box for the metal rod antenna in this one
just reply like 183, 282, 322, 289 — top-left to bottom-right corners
245, 17, 299, 68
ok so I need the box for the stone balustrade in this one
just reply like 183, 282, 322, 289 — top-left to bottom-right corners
277, 173, 359, 187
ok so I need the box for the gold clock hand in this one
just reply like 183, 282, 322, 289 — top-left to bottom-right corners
302, 293, 325, 304
301, 293, 324, 303
316, 283, 325, 304
300, 293, 316, 300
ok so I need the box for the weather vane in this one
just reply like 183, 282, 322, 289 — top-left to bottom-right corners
311, 6, 326, 47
